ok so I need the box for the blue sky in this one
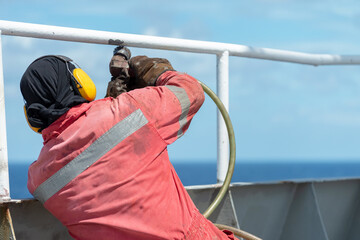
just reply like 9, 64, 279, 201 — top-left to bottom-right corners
1, 0, 360, 164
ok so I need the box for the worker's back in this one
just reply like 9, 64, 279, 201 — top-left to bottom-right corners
27, 71, 233, 239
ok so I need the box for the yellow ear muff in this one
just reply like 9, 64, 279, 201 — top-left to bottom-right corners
72, 68, 97, 101
23, 105, 41, 134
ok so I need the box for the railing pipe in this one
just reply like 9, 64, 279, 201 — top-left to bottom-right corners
217, 51, 230, 183
0, 31, 10, 201
2, 20, 360, 189
1, 20, 360, 66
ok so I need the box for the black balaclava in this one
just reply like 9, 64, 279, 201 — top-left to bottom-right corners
20, 56, 88, 131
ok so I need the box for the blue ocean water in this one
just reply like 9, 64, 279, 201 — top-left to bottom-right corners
8, 160, 360, 199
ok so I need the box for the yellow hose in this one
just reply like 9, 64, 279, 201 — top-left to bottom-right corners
198, 81, 236, 219
215, 224, 262, 240
199, 81, 262, 240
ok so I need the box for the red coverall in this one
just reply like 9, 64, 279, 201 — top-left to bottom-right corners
28, 71, 236, 240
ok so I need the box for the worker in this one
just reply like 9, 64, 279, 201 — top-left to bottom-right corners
20, 48, 237, 240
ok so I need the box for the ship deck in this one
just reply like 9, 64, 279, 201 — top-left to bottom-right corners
1, 178, 359, 240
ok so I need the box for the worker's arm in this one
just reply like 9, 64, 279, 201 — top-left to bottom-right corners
127, 69, 205, 145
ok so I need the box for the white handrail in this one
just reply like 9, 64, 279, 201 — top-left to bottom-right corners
1, 20, 360, 66
1, 20, 360, 188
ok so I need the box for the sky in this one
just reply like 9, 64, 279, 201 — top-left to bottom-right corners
1, 0, 360, 165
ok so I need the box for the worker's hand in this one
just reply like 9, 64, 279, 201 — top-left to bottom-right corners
109, 46, 131, 80
129, 56, 174, 87
109, 55, 130, 79
105, 77, 128, 98
106, 46, 132, 98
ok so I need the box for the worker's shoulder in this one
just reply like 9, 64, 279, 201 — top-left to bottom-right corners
87, 94, 140, 115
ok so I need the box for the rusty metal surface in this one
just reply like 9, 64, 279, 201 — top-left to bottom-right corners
0, 205, 16, 240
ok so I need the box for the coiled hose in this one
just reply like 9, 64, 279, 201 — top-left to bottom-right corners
198, 81, 236, 218
199, 81, 262, 240
215, 224, 262, 240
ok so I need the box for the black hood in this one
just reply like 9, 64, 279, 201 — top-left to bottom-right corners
20, 56, 87, 131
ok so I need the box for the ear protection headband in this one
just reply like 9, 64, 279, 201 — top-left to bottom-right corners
23, 55, 97, 133
36, 55, 97, 101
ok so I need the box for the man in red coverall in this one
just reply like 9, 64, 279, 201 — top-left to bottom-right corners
20, 48, 236, 239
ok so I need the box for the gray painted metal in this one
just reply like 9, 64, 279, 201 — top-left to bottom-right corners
187, 185, 239, 228
280, 183, 329, 240
188, 179, 360, 240
230, 182, 296, 239
1, 178, 360, 240
5, 200, 72, 240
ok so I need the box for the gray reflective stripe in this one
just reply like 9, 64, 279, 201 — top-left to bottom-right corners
33, 109, 148, 203
166, 85, 191, 138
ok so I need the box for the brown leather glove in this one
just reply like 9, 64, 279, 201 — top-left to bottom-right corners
105, 77, 128, 98
109, 55, 130, 79
109, 45, 131, 80
129, 56, 174, 88
106, 46, 132, 98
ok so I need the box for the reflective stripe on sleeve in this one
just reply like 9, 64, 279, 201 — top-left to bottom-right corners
33, 109, 148, 204
165, 85, 191, 138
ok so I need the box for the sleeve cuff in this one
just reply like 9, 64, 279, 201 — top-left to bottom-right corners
155, 70, 178, 86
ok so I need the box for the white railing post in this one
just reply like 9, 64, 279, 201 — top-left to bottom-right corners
0, 31, 10, 201
217, 51, 230, 183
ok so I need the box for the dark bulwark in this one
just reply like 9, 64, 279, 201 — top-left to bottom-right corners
1, 178, 360, 240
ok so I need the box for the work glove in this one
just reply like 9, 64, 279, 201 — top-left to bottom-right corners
106, 46, 132, 98
129, 55, 174, 88
109, 46, 131, 79
105, 77, 128, 98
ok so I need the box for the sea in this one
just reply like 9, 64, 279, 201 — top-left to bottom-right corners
8, 160, 360, 199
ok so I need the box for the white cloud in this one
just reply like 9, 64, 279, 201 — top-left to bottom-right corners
320, 2, 360, 18
142, 27, 158, 36
311, 111, 360, 127
169, 29, 183, 39
277, 40, 360, 54
3, 36, 36, 51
